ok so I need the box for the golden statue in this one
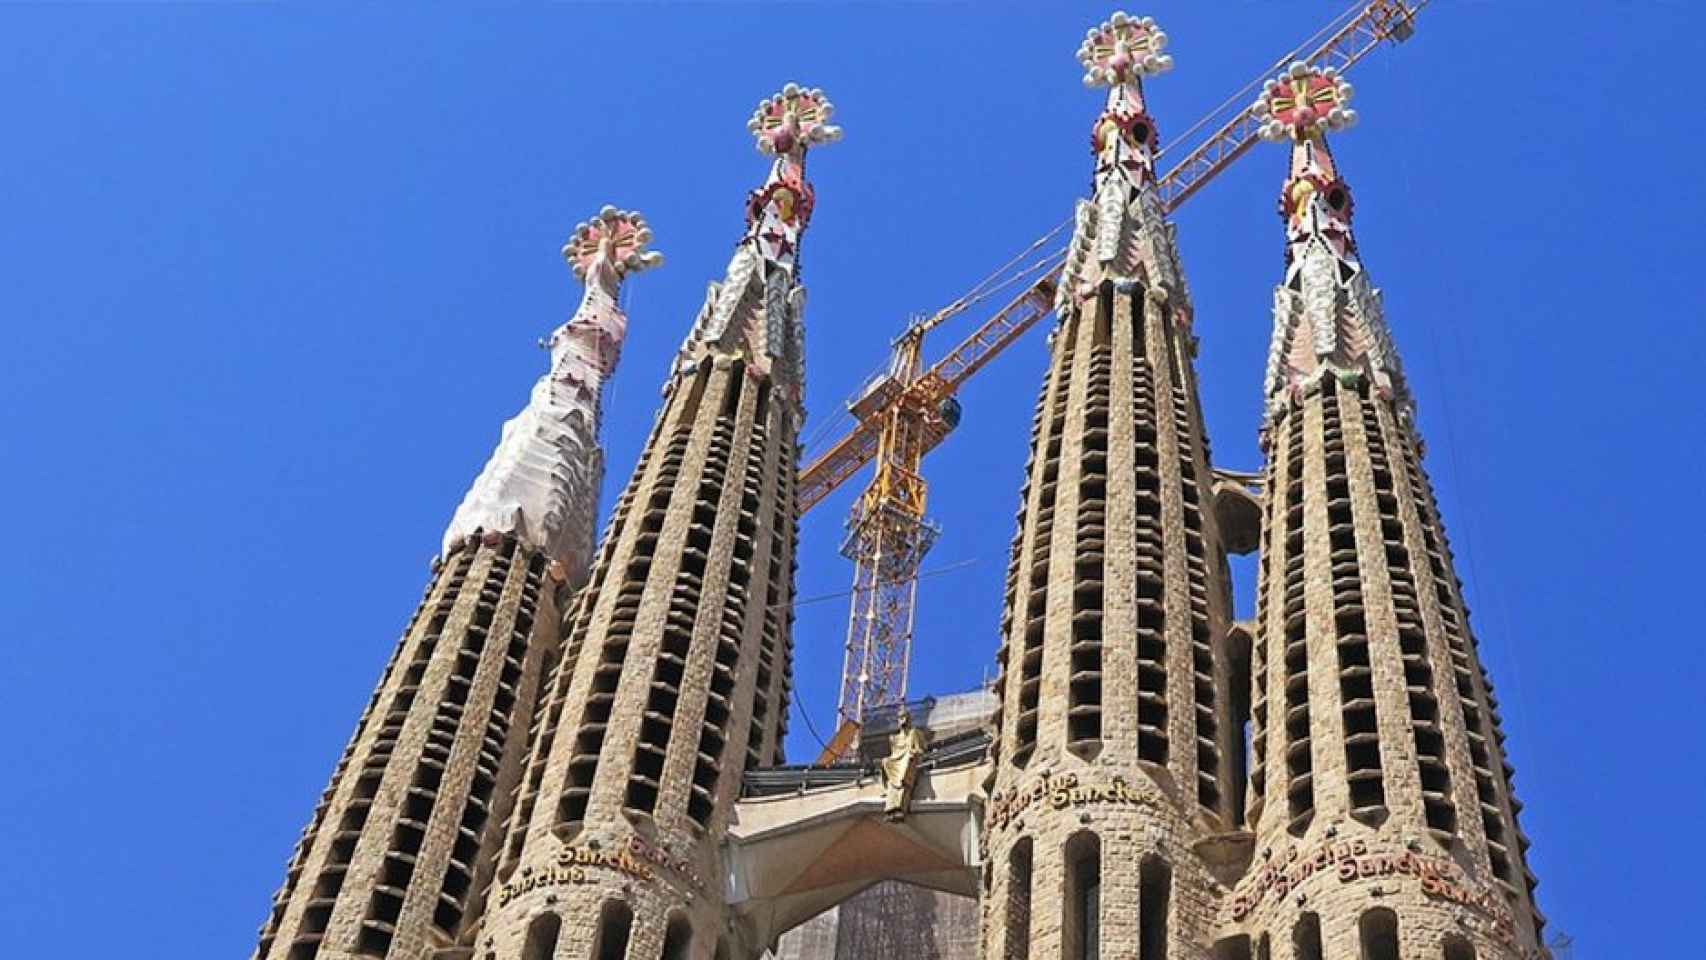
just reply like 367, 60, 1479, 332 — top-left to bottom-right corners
879, 712, 929, 820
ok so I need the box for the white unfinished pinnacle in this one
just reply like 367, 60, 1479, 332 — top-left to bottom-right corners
441, 208, 662, 577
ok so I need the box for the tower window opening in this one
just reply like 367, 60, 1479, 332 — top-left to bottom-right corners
1129, 283, 1149, 360
1358, 907, 1399, 960
1093, 280, 1113, 346
1065, 832, 1101, 960
1140, 855, 1171, 960
593, 900, 634, 960
720, 361, 746, 416
662, 914, 694, 960
1006, 838, 1033, 960
1293, 912, 1323, 960
1443, 935, 1476, 960
1229, 629, 1252, 826
522, 912, 561, 960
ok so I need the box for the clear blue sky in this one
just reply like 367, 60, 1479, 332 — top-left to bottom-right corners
2, 3, 1699, 956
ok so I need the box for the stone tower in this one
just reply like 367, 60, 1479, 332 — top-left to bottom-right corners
252, 207, 663, 960
981, 15, 1246, 959
474, 85, 840, 960
1232, 64, 1545, 958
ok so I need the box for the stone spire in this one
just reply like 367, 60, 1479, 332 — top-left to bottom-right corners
474, 84, 838, 960
981, 16, 1243, 959
443, 206, 663, 579
671, 83, 841, 416
1237, 64, 1547, 958
1253, 64, 1406, 436
250, 215, 656, 960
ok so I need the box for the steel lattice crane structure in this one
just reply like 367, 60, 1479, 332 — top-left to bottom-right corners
806, 0, 1427, 757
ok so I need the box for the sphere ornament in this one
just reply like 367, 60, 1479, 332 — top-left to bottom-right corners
1077, 11, 1174, 88
562, 205, 664, 281
1254, 61, 1358, 141
746, 83, 843, 156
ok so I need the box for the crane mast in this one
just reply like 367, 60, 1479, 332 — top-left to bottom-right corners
815, 0, 1426, 758
835, 331, 937, 729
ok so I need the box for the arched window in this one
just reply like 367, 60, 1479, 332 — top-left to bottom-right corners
522, 912, 561, 960
592, 901, 633, 960
1443, 933, 1476, 960
1064, 832, 1101, 960
1358, 908, 1399, 960
1293, 913, 1323, 960
662, 914, 693, 960
1006, 838, 1033, 960
1139, 855, 1171, 960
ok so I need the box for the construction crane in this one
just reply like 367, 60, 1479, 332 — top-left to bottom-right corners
808, 0, 1427, 761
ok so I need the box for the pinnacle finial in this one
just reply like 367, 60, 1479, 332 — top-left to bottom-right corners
746, 83, 843, 156
1077, 12, 1173, 88
562, 205, 664, 282
1253, 62, 1358, 142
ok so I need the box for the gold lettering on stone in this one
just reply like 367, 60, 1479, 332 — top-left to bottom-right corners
496, 842, 655, 906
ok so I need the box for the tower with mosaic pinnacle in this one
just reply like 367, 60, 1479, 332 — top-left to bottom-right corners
475, 84, 840, 960
1236, 62, 1547, 957
981, 15, 1246, 960
251, 207, 663, 960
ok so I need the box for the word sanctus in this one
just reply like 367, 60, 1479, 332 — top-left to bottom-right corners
496, 844, 654, 906
988, 771, 1155, 831
1229, 839, 1522, 947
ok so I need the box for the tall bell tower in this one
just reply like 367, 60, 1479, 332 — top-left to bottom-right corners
1237, 63, 1546, 958
252, 206, 662, 960
981, 15, 1244, 960
474, 84, 840, 960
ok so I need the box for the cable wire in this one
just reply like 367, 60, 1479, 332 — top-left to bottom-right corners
793, 556, 983, 608
787, 556, 985, 753
1159, 1, 1362, 160
923, 216, 1074, 333
791, 684, 833, 754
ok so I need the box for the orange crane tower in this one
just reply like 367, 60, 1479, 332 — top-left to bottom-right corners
809, 0, 1427, 758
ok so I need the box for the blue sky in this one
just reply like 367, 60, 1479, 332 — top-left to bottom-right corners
2, 3, 1700, 956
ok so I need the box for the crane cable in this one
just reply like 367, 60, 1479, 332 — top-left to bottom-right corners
919, 215, 1074, 336
787, 556, 986, 754
943, 246, 1069, 322
1158, 1, 1363, 162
